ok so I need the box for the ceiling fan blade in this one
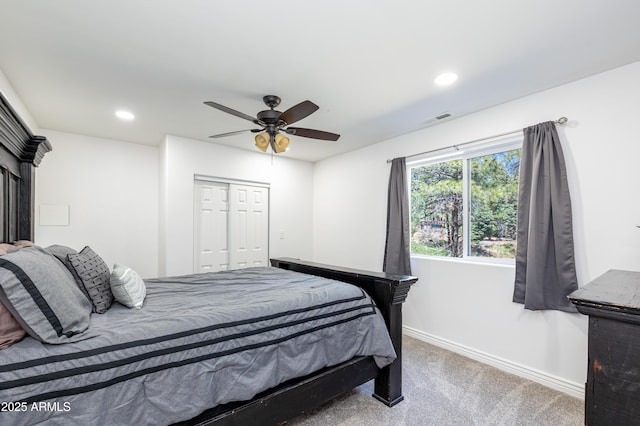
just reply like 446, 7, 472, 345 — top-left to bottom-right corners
204, 101, 258, 123
278, 101, 319, 125
209, 129, 262, 138
284, 127, 340, 141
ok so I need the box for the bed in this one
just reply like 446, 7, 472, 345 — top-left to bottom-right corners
0, 91, 417, 425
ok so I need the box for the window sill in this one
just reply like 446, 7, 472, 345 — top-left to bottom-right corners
410, 254, 515, 269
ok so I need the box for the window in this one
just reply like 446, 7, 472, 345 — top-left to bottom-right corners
409, 140, 521, 261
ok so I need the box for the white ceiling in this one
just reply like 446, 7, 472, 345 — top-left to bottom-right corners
1, 0, 639, 162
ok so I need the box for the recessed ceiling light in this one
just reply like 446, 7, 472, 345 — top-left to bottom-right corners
115, 110, 135, 120
434, 72, 458, 86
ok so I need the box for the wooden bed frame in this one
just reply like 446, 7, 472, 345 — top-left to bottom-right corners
0, 91, 417, 425
181, 258, 417, 425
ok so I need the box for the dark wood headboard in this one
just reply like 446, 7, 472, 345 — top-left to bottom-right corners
0, 91, 51, 242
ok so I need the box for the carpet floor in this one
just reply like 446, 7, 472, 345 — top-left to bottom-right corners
286, 335, 584, 426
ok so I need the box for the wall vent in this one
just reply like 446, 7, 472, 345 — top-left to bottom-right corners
435, 112, 452, 120
423, 112, 454, 127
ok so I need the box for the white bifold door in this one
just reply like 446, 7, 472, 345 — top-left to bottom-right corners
194, 180, 269, 273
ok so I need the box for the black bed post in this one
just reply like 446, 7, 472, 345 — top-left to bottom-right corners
18, 161, 36, 240
370, 278, 411, 406
17, 135, 50, 241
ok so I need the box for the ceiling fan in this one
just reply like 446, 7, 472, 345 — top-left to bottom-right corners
204, 95, 340, 153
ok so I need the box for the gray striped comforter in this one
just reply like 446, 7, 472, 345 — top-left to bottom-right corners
0, 267, 395, 425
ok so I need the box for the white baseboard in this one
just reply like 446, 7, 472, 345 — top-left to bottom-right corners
402, 326, 585, 400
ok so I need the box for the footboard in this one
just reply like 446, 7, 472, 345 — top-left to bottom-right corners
179, 259, 416, 426
270, 257, 417, 406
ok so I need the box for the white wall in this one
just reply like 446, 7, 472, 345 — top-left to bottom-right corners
313, 61, 640, 396
0, 68, 39, 134
32, 131, 314, 280
35, 130, 159, 278
159, 135, 314, 277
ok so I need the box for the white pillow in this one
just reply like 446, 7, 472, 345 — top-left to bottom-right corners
110, 264, 146, 309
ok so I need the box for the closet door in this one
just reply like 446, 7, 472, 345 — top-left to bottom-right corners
228, 184, 269, 269
194, 181, 229, 272
194, 180, 269, 273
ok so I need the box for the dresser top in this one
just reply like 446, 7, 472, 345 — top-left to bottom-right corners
569, 269, 640, 315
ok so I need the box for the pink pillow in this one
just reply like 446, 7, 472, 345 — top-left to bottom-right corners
0, 243, 16, 256
13, 240, 34, 248
0, 243, 28, 349
0, 301, 26, 350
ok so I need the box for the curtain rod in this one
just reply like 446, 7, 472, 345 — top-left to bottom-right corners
386, 117, 568, 163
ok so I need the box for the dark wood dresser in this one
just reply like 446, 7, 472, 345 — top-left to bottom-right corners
569, 269, 640, 425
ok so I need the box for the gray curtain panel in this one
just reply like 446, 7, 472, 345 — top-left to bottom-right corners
383, 157, 412, 276
513, 121, 578, 312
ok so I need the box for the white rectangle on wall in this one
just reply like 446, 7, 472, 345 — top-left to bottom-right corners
39, 204, 70, 226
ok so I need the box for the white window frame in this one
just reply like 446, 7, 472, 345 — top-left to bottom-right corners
408, 136, 522, 265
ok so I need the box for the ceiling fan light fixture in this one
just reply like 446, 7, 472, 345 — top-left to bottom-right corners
273, 134, 290, 153
205, 95, 340, 153
254, 132, 270, 152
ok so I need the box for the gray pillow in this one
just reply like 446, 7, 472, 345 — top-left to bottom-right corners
45, 244, 89, 299
0, 245, 92, 343
68, 246, 113, 314
110, 264, 146, 309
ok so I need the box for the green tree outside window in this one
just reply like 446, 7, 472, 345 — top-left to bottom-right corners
410, 147, 520, 259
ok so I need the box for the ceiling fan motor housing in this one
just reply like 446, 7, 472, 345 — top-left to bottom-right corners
262, 95, 281, 108
259, 95, 285, 129
257, 109, 282, 124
